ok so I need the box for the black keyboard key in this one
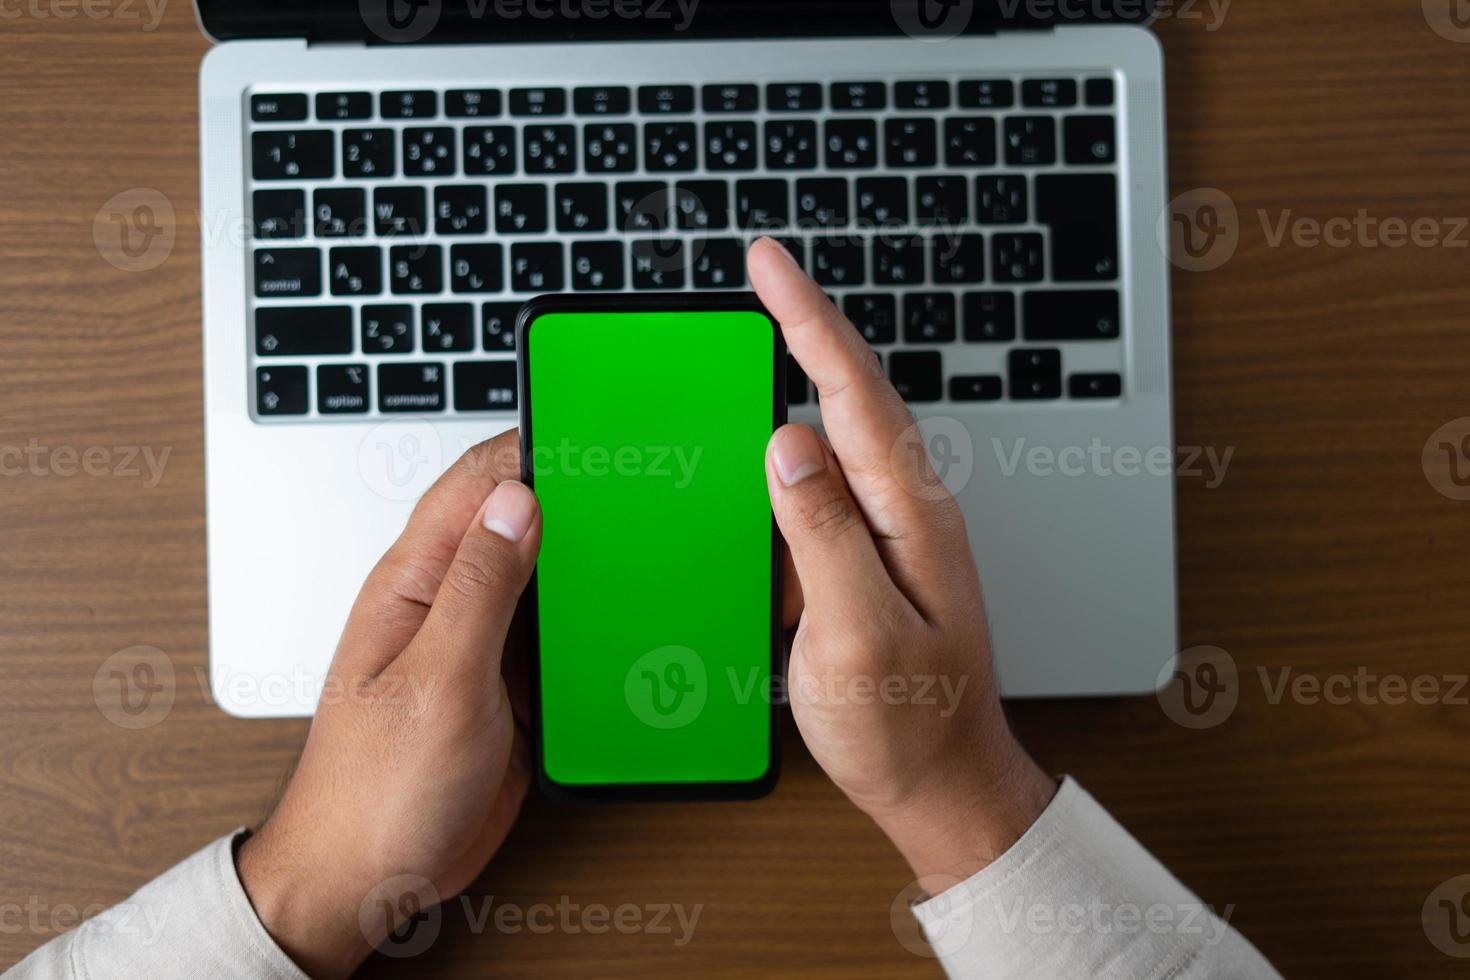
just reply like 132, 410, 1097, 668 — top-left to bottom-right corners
884, 118, 936, 168
1005, 117, 1056, 166
317, 364, 369, 414
389, 244, 442, 294
950, 375, 1002, 402
379, 363, 446, 413
872, 236, 925, 285
1009, 348, 1061, 402
916, 175, 968, 225
766, 82, 822, 111
1070, 373, 1122, 399
570, 240, 625, 290
993, 233, 1045, 282
574, 86, 631, 116
831, 81, 886, 111
895, 80, 950, 110
702, 83, 758, 113
554, 183, 609, 232
511, 243, 564, 292
256, 366, 307, 415
796, 177, 849, 229
481, 303, 520, 351
524, 124, 577, 174
317, 91, 372, 121
945, 117, 998, 167
495, 184, 549, 234
674, 181, 729, 231
454, 361, 518, 412
735, 179, 789, 230
434, 185, 488, 235
631, 239, 685, 289
1011, 375, 1062, 400
904, 293, 956, 343
963, 291, 1015, 342
1023, 290, 1120, 341
256, 306, 351, 356
705, 121, 758, 170
252, 131, 333, 180
373, 186, 426, 236
362, 304, 414, 353
932, 233, 984, 284
254, 247, 320, 297
1022, 79, 1077, 108
786, 355, 810, 405
645, 122, 697, 171
1085, 78, 1115, 107
888, 351, 942, 402
251, 93, 306, 122
422, 303, 475, 352
691, 238, 746, 288
510, 88, 565, 117
463, 125, 517, 175
811, 236, 866, 286
765, 121, 818, 169
959, 79, 1013, 108
614, 181, 671, 232
770, 237, 806, 269
252, 189, 305, 239
343, 128, 394, 178
446, 89, 501, 118
403, 127, 455, 176
825, 119, 879, 169
976, 175, 1028, 224
584, 123, 637, 172
1064, 115, 1117, 165
450, 243, 504, 293
855, 177, 908, 227
1011, 348, 1060, 374
1036, 173, 1118, 281
329, 245, 382, 296
844, 294, 897, 344
314, 188, 367, 237
639, 84, 694, 114
382, 90, 436, 119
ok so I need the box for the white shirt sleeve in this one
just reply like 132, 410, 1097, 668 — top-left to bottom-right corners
913, 777, 1281, 980
8, 830, 309, 980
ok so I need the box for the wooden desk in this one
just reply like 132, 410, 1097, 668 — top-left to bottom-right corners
3, 3, 1469, 975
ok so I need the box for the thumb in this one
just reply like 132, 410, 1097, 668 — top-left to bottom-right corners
766, 424, 895, 621
395, 480, 542, 681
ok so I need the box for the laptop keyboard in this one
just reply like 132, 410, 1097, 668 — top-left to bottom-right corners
246, 75, 1122, 419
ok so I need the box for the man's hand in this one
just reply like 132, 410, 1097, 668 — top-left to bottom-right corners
236, 430, 540, 979
748, 238, 1057, 884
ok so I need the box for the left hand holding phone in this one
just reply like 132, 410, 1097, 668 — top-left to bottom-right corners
236, 432, 540, 980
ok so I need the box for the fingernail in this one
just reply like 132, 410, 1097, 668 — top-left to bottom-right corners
482, 481, 536, 541
770, 426, 826, 487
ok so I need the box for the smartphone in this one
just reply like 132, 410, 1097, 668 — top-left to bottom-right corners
515, 293, 784, 801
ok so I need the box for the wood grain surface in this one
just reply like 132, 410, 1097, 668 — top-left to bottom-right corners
3, 2, 1470, 975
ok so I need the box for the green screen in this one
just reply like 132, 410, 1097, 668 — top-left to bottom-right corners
528, 309, 775, 786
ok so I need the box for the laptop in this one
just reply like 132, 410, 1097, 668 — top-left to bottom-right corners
196, 0, 1175, 717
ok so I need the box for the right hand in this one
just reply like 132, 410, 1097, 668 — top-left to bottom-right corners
748, 238, 1057, 882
